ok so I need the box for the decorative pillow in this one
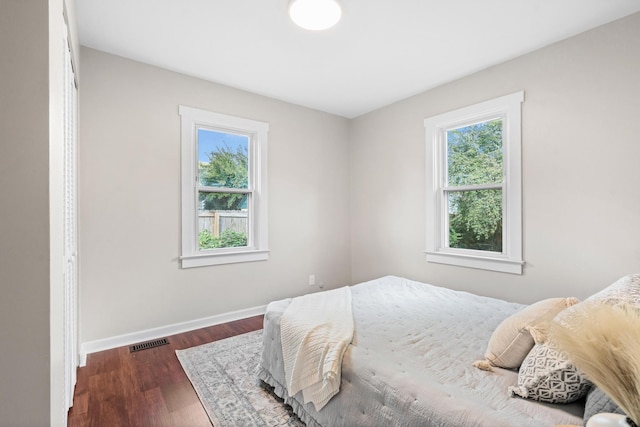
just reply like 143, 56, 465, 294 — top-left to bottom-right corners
584, 387, 625, 424
508, 341, 591, 404
585, 274, 640, 306
474, 297, 579, 370
554, 274, 640, 328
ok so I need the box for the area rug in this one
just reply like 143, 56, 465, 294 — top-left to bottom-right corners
176, 330, 305, 427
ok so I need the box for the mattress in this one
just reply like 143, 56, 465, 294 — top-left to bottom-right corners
258, 276, 584, 427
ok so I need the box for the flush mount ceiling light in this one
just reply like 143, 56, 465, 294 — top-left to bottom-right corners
289, 0, 342, 31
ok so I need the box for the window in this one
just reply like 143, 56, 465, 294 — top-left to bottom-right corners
179, 106, 269, 268
424, 92, 524, 274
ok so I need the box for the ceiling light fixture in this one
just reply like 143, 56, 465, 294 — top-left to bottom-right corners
289, 0, 342, 31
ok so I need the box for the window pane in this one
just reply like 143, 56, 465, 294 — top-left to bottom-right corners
447, 119, 503, 186
198, 129, 249, 189
448, 189, 502, 252
198, 191, 249, 250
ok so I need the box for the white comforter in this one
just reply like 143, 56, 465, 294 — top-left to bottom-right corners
259, 276, 584, 427
280, 286, 354, 410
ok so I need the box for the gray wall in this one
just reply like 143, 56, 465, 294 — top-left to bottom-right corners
350, 13, 640, 303
79, 48, 352, 342
0, 2, 50, 424
0, 0, 71, 425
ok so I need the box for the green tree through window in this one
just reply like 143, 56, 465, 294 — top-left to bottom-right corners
197, 129, 250, 250
180, 106, 269, 267
199, 144, 248, 210
446, 119, 503, 252
424, 91, 523, 274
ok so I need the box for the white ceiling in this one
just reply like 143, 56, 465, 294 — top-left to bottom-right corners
76, 0, 640, 118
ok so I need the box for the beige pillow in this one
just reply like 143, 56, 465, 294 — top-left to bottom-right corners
474, 297, 579, 370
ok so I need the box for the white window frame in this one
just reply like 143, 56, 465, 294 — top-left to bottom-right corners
424, 91, 524, 274
179, 106, 269, 268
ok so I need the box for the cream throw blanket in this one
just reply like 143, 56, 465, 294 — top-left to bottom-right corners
280, 286, 354, 411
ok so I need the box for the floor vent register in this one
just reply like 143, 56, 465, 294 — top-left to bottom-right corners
129, 338, 169, 353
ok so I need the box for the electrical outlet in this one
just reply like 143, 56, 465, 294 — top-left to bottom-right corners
308, 274, 315, 286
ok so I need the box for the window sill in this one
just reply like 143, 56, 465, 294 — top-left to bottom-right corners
425, 250, 523, 274
181, 249, 269, 268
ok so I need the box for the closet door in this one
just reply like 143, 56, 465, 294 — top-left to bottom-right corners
62, 21, 78, 411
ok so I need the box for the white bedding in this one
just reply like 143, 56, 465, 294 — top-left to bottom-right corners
258, 276, 584, 427
281, 286, 354, 410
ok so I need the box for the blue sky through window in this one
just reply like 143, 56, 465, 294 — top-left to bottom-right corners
198, 128, 248, 163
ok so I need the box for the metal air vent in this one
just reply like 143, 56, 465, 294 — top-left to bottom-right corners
129, 338, 169, 353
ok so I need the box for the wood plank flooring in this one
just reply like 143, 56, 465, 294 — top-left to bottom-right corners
68, 315, 264, 427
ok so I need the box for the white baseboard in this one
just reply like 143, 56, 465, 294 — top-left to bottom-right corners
78, 304, 267, 367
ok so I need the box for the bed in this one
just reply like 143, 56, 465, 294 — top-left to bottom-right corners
258, 276, 584, 427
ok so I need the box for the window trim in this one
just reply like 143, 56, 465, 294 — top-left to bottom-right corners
424, 92, 524, 274
179, 106, 269, 268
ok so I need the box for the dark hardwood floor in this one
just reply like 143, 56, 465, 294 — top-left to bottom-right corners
68, 315, 264, 427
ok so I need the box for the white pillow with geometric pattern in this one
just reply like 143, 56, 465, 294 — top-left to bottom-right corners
508, 342, 591, 404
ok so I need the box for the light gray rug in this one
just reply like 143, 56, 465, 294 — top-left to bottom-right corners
176, 330, 305, 427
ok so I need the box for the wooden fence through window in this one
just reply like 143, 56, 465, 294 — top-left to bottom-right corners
198, 210, 248, 236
